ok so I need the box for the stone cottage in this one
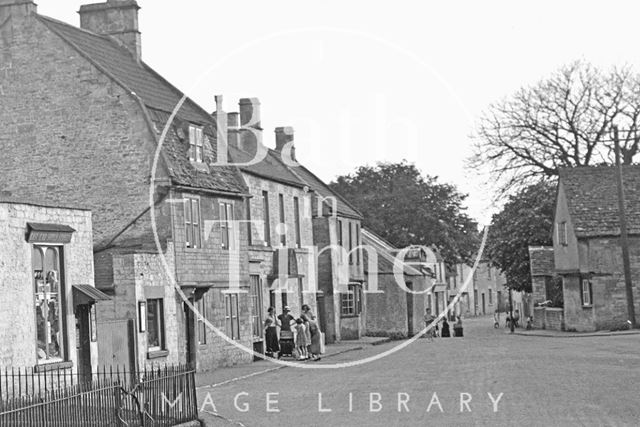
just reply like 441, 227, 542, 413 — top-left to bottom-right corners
362, 229, 430, 337
0, 0, 254, 370
0, 199, 108, 378
554, 165, 640, 331
278, 153, 366, 343
214, 96, 319, 355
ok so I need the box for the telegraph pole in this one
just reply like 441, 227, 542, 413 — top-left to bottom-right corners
613, 125, 637, 328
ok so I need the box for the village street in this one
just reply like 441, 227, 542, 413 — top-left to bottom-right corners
196, 316, 640, 426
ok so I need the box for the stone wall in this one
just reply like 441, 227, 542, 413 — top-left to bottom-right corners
0, 9, 160, 250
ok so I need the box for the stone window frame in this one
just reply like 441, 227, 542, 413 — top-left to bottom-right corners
184, 196, 202, 249
340, 283, 362, 317
32, 244, 68, 366
224, 293, 240, 340
278, 193, 286, 247
557, 221, 568, 246
262, 191, 271, 247
146, 298, 166, 352
580, 278, 593, 307
188, 124, 204, 163
219, 200, 235, 250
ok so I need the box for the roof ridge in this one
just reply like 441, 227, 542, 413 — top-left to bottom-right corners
296, 163, 363, 219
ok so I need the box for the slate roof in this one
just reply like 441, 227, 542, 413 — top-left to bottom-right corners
362, 229, 424, 276
559, 165, 640, 237
287, 163, 363, 219
38, 15, 247, 196
528, 246, 554, 277
235, 147, 308, 189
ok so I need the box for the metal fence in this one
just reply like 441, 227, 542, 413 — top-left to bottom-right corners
0, 364, 198, 426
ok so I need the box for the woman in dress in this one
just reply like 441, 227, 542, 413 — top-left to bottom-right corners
307, 315, 322, 361
264, 307, 280, 358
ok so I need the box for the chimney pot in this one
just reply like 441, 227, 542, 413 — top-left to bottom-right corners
215, 95, 224, 112
79, 0, 141, 61
275, 126, 295, 161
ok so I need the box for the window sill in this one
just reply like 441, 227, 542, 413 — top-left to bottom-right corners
34, 361, 73, 372
582, 305, 593, 309
147, 350, 169, 359
340, 314, 360, 319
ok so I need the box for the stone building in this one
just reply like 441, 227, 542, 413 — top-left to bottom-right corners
528, 246, 563, 330
283, 161, 366, 343
0, 0, 253, 370
554, 165, 640, 332
362, 229, 430, 337
471, 262, 506, 316
214, 97, 319, 355
0, 199, 108, 377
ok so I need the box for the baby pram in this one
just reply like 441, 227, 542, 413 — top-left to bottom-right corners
279, 330, 295, 357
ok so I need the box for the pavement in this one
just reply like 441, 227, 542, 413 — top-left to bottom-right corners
196, 315, 640, 426
195, 336, 391, 390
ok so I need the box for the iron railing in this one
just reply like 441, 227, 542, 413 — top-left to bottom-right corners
0, 364, 198, 426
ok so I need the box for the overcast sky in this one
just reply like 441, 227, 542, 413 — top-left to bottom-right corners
39, 1, 640, 224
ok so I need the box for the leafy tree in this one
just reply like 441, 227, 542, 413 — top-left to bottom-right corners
471, 61, 640, 196
486, 182, 556, 292
329, 161, 479, 265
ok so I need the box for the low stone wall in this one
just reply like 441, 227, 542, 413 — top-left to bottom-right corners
533, 307, 564, 331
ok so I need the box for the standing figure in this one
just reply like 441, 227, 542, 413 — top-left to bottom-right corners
277, 306, 296, 357
441, 318, 451, 337
294, 318, 308, 360
264, 307, 280, 358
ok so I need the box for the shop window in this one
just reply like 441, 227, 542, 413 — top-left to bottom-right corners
225, 293, 240, 340
33, 245, 65, 364
147, 298, 165, 351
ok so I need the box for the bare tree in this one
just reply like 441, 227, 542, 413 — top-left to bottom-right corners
471, 61, 640, 196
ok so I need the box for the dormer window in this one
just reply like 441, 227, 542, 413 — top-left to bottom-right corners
188, 125, 204, 163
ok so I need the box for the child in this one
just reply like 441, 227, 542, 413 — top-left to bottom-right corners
294, 318, 308, 360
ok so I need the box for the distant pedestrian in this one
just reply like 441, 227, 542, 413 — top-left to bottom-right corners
441, 319, 450, 337
264, 307, 280, 358
424, 308, 437, 340
454, 316, 463, 337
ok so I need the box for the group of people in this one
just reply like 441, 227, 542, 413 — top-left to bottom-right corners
423, 309, 464, 340
263, 304, 322, 361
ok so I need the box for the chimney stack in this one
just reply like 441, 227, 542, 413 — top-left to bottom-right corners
212, 95, 228, 160
0, 1, 37, 23
79, 0, 141, 61
275, 126, 295, 161
227, 112, 240, 150
238, 98, 263, 155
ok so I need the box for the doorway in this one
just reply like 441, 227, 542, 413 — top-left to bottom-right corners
184, 300, 196, 368
75, 305, 92, 381
406, 282, 414, 336
482, 293, 486, 315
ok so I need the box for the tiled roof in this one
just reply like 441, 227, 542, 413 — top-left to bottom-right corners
39, 15, 247, 196
287, 163, 363, 219
528, 246, 554, 277
559, 165, 640, 237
